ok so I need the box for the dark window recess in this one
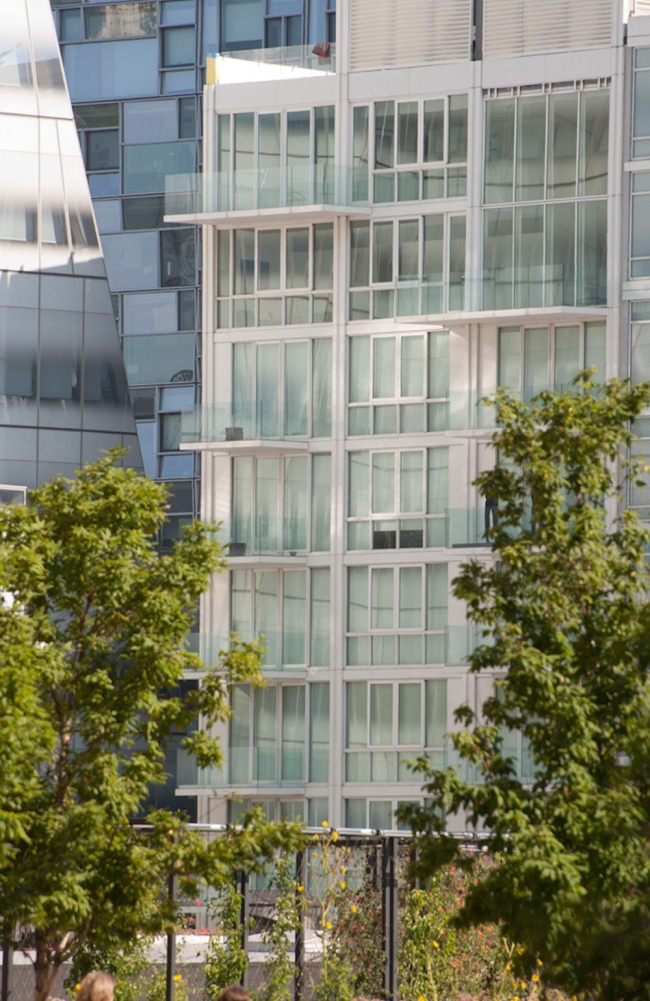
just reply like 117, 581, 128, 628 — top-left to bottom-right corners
160, 514, 192, 550
179, 97, 196, 138
160, 412, 182, 451
178, 289, 195, 330
122, 196, 166, 231
110, 294, 120, 322
166, 480, 194, 513
372, 527, 397, 549
74, 104, 119, 130
132, 388, 156, 420
265, 14, 302, 47
161, 229, 195, 287
86, 129, 119, 171
399, 526, 423, 548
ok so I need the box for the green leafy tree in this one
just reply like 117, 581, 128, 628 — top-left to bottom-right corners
0, 451, 301, 1001
204, 881, 250, 999
400, 378, 650, 1001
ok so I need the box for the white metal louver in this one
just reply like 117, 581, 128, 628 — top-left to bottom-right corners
349, 0, 472, 71
483, 0, 613, 58
633, 0, 650, 13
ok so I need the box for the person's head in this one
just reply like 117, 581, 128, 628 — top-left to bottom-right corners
76, 972, 115, 1001
215, 987, 251, 1001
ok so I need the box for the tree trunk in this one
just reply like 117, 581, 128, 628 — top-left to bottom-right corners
33, 932, 60, 1001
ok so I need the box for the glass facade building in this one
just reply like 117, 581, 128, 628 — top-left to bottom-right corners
0, 0, 140, 492
50, 0, 337, 556
170, 0, 650, 831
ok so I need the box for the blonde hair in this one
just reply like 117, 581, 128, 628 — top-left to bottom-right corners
76, 972, 115, 1001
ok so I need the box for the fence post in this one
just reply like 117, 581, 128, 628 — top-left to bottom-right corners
294, 848, 306, 1001
382, 837, 399, 1001
165, 873, 178, 1001
235, 870, 248, 987
1, 931, 14, 1001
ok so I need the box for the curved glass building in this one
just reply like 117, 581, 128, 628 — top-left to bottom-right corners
0, 0, 140, 490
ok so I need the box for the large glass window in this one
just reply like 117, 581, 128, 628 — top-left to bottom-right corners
228, 682, 329, 785
349, 216, 465, 320
63, 39, 158, 102
483, 87, 609, 309
348, 448, 448, 550
352, 95, 468, 205
344, 679, 448, 783
631, 173, 650, 279
215, 106, 335, 209
220, 0, 263, 52
347, 331, 468, 435
230, 569, 330, 668
123, 141, 196, 195
218, 224, 333, 329
231, 453, 331, 556
497, 321, 606, 397
84, 4, 157, 40
232, 338, 331, 438
346, 563, 448, 666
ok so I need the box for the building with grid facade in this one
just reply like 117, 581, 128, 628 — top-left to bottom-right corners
0, 0, 140, 497
166, 0, 650, 830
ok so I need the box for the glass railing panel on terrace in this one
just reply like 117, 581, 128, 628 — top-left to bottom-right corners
180, 403, 309, 445
219, 43, 336, 73
165, 165, 361, 217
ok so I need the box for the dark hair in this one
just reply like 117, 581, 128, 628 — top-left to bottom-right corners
215, 987, 251, 1001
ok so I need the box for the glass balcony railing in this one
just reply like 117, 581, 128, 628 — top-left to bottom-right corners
228, 516, 309, 558
180, 403, 309, 445
165, 164, 361, 216
214, 43, 336, 73
177, 744, 318, 789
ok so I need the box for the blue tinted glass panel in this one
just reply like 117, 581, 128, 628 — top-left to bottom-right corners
136, 421, 156, 478
163, 27, 195, 66
63, 39, 158, 101
123, 142, 195, 194
123, 100, 178, 144
221, 0, 263, 50
102, 232, 159, 291
162, 2, 197, 26
161, 70, 195, 94
89, 173, 119, 197
123, 333, 195, 385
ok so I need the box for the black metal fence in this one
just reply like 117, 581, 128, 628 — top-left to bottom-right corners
1, 826, 488, 1001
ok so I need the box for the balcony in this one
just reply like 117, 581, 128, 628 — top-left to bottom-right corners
177, 742, 327, 790
165, 165, 370, 226
213, 43, 336, 76
180, 403, 309, 452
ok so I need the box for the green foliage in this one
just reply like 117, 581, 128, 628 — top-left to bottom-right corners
0, 451, 303, 1001
307, 828, 355, 1001
65, 938, 150, 1001
144, 969, 190, 1001
204, 882, 250, 999
399, 378, 650, 1001
257, 854, 302, 1001
398, 859, 505, 1001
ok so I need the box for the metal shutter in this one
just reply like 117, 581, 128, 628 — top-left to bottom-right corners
484, 0, 612, 58
633, 0, 650, 13
350, 0, 472, 71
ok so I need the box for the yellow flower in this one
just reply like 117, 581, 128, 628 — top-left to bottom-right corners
173, 975, 183, 982
532, 974, 540, 984
339, 881, 347, 889
322, 820, 329, 828
341, 866, 347, 873
325, 921, 332, 930
512, 997, 520, 1001
520, 982, 527, 990
297, 885, 304, 892
417, 996, 426, 1001
506, 962, 513, 973
351, 904, 357, 913
432, 940, 439, 949
536, 959, 543, 967
313, 833, 319, 840
517, 947, 525, 955
75, 987, 81, 993
331, 830, 339, 842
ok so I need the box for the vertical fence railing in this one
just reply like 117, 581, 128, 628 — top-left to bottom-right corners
1, 932, 14, 1001
134, 825, 487, 1001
